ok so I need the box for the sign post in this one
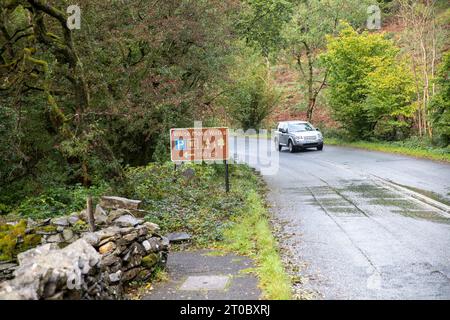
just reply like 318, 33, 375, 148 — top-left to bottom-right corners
170, 127, 230, 192
224, 160, 230, 193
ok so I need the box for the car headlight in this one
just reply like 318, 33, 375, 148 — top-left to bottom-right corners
317, 133, 323, 139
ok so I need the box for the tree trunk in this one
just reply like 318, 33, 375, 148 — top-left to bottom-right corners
303, 42, 314, 122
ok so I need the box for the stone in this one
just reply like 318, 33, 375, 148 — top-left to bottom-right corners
107, 209, 131, 224
166, 232, 191, 243
98, 236, 119, 247
100, 254, 121, 268
109, 270, 122, 283
143, 222, 160, 234
135, 269, 152, 282
131, 242, 146, 256
62, 229, 74, 242
122, 268, 143, 282
129, 209, 150, 218
136, 226, 149, 237
100, 196, 142, 210
81, 233, 100, 247
141, 240, 152, 252
160, 236, 170, 250
0, 240, 100, 300
17, 244, 58, 264
118, 227, 136, 235
115, 238, 130, 248
124, 254, 142, 269
43, 282, 57, 298
106, 285, 122, 297
95, 205, 107, 216
122, 250, 132, 262
35, 227, 58, 236
94, 205, 108, 225
0, 262, 18, 281
68, 215, 80, 226
114, 215, 143, 228
41, 218, 52, 226
141, 238, 160, 253
122, 232, 138, 243
46, 234, 63, 243
109, 262, 122, 274
26, 218, 38, 228
94, 227, 121, 241
137, 236, 148, 243
51, 217, 70, 227
121, 243, 145, 262
0, 262, 18, 272
99, 242, 116, 255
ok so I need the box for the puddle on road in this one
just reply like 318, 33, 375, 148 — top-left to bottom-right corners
343, 183, 398, 199
278, 180, 449, 224
303, 186, 365, 217
281, 187, 311, 196
308, 197, 349, 207
368, 198, 421, 210
298, 181, 450, 224
392, 210, 450, 224
308, 186, 335, 195
326, 207, 361, 216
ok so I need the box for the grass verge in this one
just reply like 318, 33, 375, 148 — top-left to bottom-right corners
326, 138, 450, 163
220, 190, 292, 300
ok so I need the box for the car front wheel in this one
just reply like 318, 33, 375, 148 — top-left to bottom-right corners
288, 140, 295, 153
317, 144, 324, 151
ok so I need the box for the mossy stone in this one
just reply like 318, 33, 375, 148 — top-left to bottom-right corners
142, 253, 159, 269
0, 220, 29, 261
72, 220, 88, 233
36, 225, 58, 234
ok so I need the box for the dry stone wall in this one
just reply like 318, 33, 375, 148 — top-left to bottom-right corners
0, 196, 169, 300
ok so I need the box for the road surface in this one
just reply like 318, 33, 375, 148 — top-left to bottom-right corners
231, 137, 450, 300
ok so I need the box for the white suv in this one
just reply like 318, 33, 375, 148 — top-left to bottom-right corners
274, 121, 324, 153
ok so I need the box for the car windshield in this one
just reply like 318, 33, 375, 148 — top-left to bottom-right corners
288, 123, 314, 132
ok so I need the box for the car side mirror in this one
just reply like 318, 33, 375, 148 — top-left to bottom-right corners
316, 128, 320, 131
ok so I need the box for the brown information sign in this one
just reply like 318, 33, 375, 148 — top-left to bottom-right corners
170, 127, 229, 163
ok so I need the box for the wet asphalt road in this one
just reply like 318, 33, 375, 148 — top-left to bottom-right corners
231, 137, 450, 300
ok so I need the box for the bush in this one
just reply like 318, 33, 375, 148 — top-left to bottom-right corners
122, 162, 263, 246
9, 183, 110, 220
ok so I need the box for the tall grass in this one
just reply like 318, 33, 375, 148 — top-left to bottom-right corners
326, 138, 450, 163
222, 191, 292, 300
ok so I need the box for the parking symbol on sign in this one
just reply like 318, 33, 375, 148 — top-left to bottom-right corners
175, 139, 186, 151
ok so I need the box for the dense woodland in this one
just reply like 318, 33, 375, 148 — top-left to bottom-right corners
0, 0, 449, 214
